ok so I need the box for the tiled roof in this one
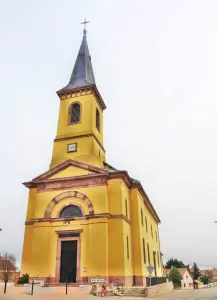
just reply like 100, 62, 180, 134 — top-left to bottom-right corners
0, 259, 16, 271
164, 268, 191, 277
200, 269, 217, 276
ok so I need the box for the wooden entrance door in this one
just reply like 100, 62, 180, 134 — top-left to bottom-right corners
60, 240, 77, 283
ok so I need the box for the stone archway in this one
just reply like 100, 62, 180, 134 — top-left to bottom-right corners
44, 191, 94, 218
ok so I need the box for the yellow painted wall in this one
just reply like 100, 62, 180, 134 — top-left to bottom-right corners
26, 185, 107, 220
51, 136, 104, 168
108, 179, 122, 215
108, 219, 124, 275
88, 222, 108, 277
122, 221, 133, 276
131, 188, 143, 276
25, 189, 37, 220
21, 170, 162, 282
21, 219, 109, 278
21, 226, 33, 274
107, 180, 132, 278
121, 182, 131, 220
131, 188, 163, 277
56, 93, 102, 140
51, 93, 105, 168
92, 138, 105, 162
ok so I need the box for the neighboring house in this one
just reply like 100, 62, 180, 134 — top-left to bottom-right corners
200, 268, 217, 281
0, 258, 19, 283
164, 268, 193, 289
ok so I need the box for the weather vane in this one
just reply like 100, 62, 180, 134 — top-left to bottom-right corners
81, 18, 90, 32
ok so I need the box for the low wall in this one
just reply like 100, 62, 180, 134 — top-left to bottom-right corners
145, 282, 173, 298
0, 271, 20, 283
90, 281, 173, 298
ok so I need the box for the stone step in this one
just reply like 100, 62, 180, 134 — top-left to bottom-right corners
44, 283, 79, 287
120, 295, 145, 298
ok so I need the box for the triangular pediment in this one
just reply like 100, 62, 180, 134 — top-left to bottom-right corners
50, 165, 94, 179
32, 159, 108, 182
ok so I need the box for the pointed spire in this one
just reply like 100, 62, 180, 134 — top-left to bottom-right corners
59, 28, 96, 92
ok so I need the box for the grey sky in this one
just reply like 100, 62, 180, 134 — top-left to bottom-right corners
0, 0, 217, 269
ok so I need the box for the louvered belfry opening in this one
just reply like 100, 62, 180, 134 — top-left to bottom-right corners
70, 103, 81, 123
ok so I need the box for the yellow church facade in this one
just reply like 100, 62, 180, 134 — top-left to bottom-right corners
21, 28, 163, 286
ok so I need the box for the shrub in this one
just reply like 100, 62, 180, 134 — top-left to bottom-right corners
17, 273, 29, 284
169, 267, 183, 289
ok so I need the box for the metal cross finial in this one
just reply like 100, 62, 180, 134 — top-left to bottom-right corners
81, 18, 90, 30
81, 18, 90, 35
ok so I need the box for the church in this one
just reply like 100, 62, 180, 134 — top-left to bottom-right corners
21, 27, 163, 286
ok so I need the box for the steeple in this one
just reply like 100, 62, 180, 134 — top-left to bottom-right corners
59, 29, 96, 92
51, 26, 106, 168
57, 27, 106, 110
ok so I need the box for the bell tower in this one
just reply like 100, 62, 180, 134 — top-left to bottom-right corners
50, 28, 106, 168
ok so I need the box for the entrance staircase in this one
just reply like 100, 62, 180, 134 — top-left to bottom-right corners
44, 283, 79, 287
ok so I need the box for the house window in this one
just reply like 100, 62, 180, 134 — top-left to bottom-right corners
155, 230, 157, 242
59, 205, 82, 217
96, 109, 100, 132
125, 199, 128, 218
69, 102, 81, 123
126, 236, 129, 259
145, 217, 148, 232
186, 275, 188, 279
147, 243, 150, 264
151, 225, 153, 238
141, 209, 144, 226
142, 238, 146, 264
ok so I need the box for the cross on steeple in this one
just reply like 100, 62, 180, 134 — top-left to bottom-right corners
81, 18, 90, 35
58, 19, 95, 92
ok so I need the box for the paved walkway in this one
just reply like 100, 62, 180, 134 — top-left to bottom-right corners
1, 285, 217, 300
0, 285, 94, 300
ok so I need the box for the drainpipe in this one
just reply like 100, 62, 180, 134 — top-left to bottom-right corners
130, 188, 136, 286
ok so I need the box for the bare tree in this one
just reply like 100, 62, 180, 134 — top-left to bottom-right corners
0, 252, 16, 282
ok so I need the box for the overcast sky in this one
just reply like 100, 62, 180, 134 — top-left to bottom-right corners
1, 0, 217, 269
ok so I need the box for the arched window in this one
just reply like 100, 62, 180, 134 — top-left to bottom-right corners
145, 217, 148, 232
126, 236, 129, 259
59, 205, 82, 218
70, 103, 81, 123
142, 238, 146, 264
141, 209, 144, 226
147, 242, 150, 264
125, 199, 128, 218
96, 109, 100, 132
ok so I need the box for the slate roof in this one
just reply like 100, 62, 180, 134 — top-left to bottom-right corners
59, 29, 95, 92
